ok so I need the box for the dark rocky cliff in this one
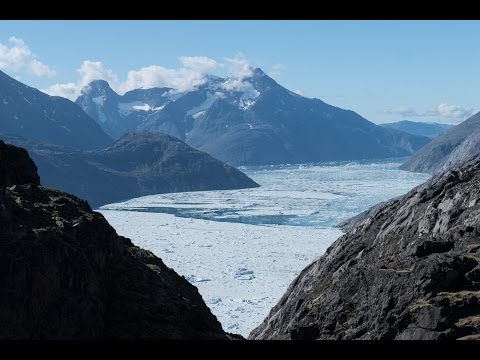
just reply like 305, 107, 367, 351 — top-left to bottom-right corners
0, 140, 39, 186
250, 158, 480, 340
0, 140, 230, 339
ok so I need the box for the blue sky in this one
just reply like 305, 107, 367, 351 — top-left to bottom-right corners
0, 20, 479, 124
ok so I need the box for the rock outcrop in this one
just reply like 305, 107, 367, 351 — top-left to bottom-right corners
0, 140, 39, 186
250, 158, 480, 340
0, 141, 229, 339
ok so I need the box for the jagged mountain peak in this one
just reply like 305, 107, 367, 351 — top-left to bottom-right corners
251, 67, 266, 76
80, 79, 118, 99
87, 78, 111, 89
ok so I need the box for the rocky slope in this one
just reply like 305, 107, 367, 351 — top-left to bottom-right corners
401, 112, 480, 174
0, 70, 112, 150
0, 140, 230, 339
380, 120, 453, 139
76, 69, 430, 165
250, 157, 480, 340
2, 132, 258, 208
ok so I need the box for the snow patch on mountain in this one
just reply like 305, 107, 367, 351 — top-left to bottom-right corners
152, 105, 165, 112
239, 98, 256, 110
132, 103, 151, 111
96, 107, 107, 123
192, 110, 206, 119
118, 101, 155, 115
92, 96, 105, 106
221, 78, 260, 100
186, 92, 218, 117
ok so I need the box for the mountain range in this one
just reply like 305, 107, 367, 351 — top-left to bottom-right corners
401, 112, 480, 174
76, 68, 431, 165
0, 70, 258, 207
380, 120, 453, 139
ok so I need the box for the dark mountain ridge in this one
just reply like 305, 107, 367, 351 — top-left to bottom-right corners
0, 70, 112, 149
1, 132, 259, 208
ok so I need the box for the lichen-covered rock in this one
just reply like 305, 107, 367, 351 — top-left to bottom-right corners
250, 158, 480, 340
0, 142, 229, 339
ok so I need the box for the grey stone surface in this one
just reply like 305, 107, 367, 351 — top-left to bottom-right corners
250, 158, 480, 340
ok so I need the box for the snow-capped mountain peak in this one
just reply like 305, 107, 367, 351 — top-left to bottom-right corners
74, 66, 430, 167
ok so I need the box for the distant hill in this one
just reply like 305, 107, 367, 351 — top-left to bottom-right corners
380, 120, 453, 139
76, 68, 430, 165
400, 112, 480, 174
1, 132, 259, 208
0, 70, 112, 149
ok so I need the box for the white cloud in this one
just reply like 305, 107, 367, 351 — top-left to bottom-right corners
77, 60, 119, 88
44, 82, 79, 99
44, 56, 222, 100
386, 106, 418, 117
224, 54, 254, 80
43, 54, 259, 101
122, 56, 222, 93
428, 103, 474, 119
28, 58, 56, 77
221, 54, 259, 98
0, 36, 55, 77
43, 60, 119, 99
178, 55, 222, 73
269, 63, 285, 77
387, 103, 475, 121
222, 77, 260, 98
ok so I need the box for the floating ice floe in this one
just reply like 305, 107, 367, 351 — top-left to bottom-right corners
234, 268, 255, 281
185, 274, 211, 283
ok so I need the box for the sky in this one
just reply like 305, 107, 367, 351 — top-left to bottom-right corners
0, 20, 479, 124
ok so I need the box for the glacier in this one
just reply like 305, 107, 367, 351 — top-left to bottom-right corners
100, 158, 430, 336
